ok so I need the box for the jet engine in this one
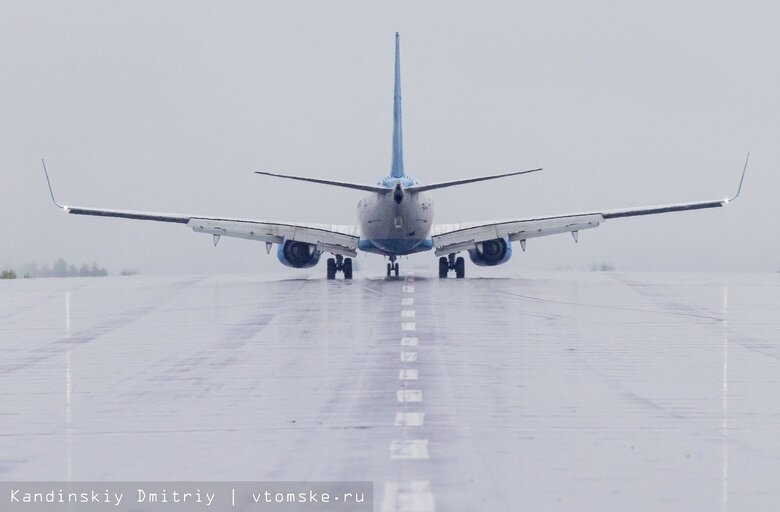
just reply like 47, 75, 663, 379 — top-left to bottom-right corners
468, 237, 512, 266
277, 240, 321, 268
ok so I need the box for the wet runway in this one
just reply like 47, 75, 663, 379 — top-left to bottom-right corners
1, 271, 779, 511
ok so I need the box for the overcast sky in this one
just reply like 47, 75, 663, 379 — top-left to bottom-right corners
1, 1, 778, 276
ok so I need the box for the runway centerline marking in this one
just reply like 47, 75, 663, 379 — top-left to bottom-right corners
394, 412, 425, 427
401, 310, 416, 318
402, 285, 415, 293
390, 439, 429, 460
380, 481, 435, 512
401, 336, 418, 346
397, 390, 422, 402
401, 322, 416, 331
400, 351, 417, 362
401, 297, 414, 306
399, 369, 418, 380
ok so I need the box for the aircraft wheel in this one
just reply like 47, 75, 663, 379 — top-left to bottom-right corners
343, 258, 353, 280
438, 257, 449, 278
454, 256, 465, 279
327, 258, 337, 280
394, 262, 400, 277
386, 263, 392, 277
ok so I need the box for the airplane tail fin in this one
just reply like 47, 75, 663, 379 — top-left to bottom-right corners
390, 32, 405, 178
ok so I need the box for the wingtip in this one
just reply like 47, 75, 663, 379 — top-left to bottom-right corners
41, 158, 65, 209
725, 152, 749, 203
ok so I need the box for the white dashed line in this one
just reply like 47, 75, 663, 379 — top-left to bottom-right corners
387, 273, 432, 511
394, 412, 425, 427
390, 439, 430, 460
400, 351, 417, 362
381, 481, 435, 512
399, 369, 418, 380
397, 390, 422, 402
401, 336, 418, 346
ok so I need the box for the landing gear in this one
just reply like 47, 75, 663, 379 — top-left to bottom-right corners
386, 256, 400, 277
454, 256, 465, 278
438, 253, 465, 279
326, 255, 353, 280
343, 258, 353, 280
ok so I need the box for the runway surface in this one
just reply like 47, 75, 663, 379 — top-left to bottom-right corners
1, 270, 779, 511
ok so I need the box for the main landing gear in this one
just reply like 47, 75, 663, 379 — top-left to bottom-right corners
327, 254, 353, 280
386, 255, 400, 278
439, 253, 465, 279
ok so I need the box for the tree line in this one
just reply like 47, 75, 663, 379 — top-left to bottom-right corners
3, 259, 109, 279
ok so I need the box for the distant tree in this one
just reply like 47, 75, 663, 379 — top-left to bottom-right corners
52, 258, 68, 277
120, 269, 138, 276
0, 270, 16, 279
17, 262, 39, 277
12, 260, 109, 278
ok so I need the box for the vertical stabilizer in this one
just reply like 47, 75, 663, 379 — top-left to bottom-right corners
391, 32, 405, 178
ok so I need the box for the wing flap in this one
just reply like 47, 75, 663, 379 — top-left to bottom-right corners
432, 214, 602, 256
189, 218, 359, 257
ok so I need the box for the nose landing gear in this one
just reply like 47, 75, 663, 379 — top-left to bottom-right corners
327, 254, 353, 280
439, 253, 465, 278
386, 255, 400, 277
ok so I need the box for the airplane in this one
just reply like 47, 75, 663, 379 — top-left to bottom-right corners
42, 33, 748, 280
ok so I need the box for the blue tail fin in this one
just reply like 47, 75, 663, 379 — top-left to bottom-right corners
390, 32, 405, 178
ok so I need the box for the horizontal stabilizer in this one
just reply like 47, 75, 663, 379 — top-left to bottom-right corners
406, 168, 542, 193
254, 171, 388, 193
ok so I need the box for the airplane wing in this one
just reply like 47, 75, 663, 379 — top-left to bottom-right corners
42, 163, 360, 257
431, 156, 748, 257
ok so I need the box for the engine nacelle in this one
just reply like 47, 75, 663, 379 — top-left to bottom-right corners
277, 240, 321, 269
468, 237, 512, 266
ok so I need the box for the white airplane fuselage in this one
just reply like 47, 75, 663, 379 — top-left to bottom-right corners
357, 177, 434, 256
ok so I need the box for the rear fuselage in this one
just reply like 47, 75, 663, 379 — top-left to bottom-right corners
357, 176, 433, 255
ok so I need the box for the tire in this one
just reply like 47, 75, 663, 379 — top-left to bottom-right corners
438, 257, 448, 278
394, 262, 400, 277
386, 263, 392, 277
327, 258, 337, 280
343, 258, 353, 280
454, 256, 465, 279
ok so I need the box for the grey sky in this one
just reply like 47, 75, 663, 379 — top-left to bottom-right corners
2, 1, 777, 275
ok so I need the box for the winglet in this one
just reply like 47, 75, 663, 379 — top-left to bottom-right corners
41, 159, 66, 209
725, 152, 749, 203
